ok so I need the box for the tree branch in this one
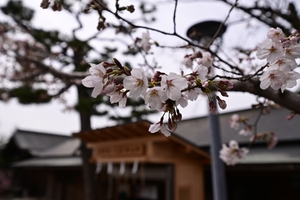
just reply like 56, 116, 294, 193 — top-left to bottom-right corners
17, 57, 88, 80
231, 79, 300, 113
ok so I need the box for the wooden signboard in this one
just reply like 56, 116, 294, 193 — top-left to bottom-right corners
95, 144, 145, 158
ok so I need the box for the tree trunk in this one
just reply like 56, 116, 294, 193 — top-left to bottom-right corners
77, 85, 97, 200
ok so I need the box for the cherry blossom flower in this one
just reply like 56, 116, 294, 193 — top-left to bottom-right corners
193, 65, 208, 81
144, 87, 167, 110
280, 71, 300, 92
267, 27, 284, 42
268, 57, 297, 73
107, 90, 127, 108
260, 69, 288, 90
197, 52, 213, 67
183, 87, 202, 101
101, 82, 116, 95
148, 122, 171, 137
256, 39, 284, 62
219, 140, 249, 165
284, 43, 300, 60
160, 72, 188, 101
230, 114, 240, 130
82, 76, 103, 98
141, 31, 151, 52
88, 63, 107, 77
239, 125, 253, 136
176, 96, 188, 108
182, 51, 204, 68
182, 55, 193, 68
123, 68, 148, 98
82, 63, 107, 98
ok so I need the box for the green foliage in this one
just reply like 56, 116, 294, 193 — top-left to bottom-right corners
75, 93, 108, 116
68, 39, 92, 53
9, 86, 51, 104
31, 29, 62, 51
100, 47, 118, 61
0, 0, 157, 125
0, 0, 34, 22
123, 48, 139, 56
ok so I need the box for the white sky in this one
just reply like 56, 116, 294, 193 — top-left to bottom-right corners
0, 0, 276, 138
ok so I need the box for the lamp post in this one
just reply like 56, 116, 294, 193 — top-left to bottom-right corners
187, 20, 228, 200
187, 20, 227, 47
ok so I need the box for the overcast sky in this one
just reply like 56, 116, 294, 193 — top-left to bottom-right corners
0, 0, 274, 138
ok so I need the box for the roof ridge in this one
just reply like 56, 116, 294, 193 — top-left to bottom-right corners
15, 129, 71, 138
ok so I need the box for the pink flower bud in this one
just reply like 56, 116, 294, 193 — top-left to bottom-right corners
209, 101, 218, 115
127, 5, 135, 13
190, 51, 202, 59
218, 99, 227, 109
218, 80, 234, 90
286, 113, 295, 120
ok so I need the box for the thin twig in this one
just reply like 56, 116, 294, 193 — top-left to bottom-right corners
172, 0, 178, 34
206, 0, 238, 48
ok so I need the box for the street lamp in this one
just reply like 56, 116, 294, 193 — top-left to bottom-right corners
187, 20, 227, 46
186, 20, 228, 200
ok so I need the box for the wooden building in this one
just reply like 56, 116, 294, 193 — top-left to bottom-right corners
74, 107, 300, 200
2, 129, 84, 200
74, 121, 210, 200
4, 107, 300, 200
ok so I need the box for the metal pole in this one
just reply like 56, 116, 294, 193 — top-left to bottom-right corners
209, 96, 227, 200
186, 20, 228, 200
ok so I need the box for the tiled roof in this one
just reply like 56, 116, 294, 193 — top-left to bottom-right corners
175, 107, 300, 147
10, 129, 80, 157
13, 129, 71, 152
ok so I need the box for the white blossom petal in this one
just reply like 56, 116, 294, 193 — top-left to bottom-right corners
148, 122, 171, 137
161, 73, 188, 101
256, 39, 284, 62
91, 81, 104, 98
219, 140, 249, 165
123, 68, 148, 98
82, 76, 96, 88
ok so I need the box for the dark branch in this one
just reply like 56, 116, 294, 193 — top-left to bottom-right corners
231, 79, 300, 113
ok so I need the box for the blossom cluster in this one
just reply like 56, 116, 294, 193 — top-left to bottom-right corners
219, 131, 277, 166
219, 114, 252, 165
81, 28, 294, 166
219, 140, 249, 165
219, 112, 279, 165
229, 114, 253, 136
257, 27, 300, 92
82, 46, 233, 137
229, 111, 278, 149
82, 59, 232, 136
250, 132, 278, 149
219, 27, 300, 165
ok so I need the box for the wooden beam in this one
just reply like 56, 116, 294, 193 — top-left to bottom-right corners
169, 136, 210, 159
87, 135, 167, 148
90, 156, 148, 163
